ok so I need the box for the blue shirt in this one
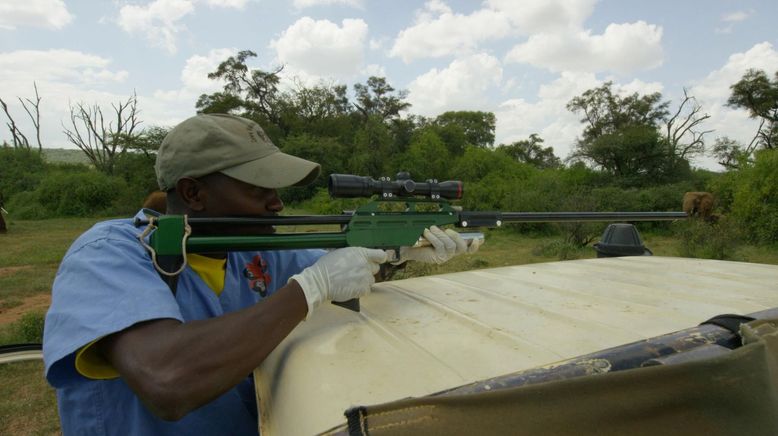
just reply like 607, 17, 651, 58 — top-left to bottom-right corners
43, 210, 323, 435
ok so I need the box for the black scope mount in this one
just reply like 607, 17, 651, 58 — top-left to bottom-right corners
328, 172, 463, 200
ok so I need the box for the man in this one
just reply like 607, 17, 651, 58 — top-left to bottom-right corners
43, 114, 477, 435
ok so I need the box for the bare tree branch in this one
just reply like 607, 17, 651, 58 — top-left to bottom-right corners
18, 82, 43, 152
664, 88, 712, 159
62, 93, 141, 174
0, 97, 31, 149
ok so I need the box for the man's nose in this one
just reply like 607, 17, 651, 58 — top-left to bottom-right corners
267, 191, 284, 212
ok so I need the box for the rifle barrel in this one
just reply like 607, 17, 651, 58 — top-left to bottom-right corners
489, 211, 687, 224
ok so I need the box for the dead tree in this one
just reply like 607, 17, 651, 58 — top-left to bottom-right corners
0, 83, 44, 151
664, 88, 713, 159
63, 93, 141, 174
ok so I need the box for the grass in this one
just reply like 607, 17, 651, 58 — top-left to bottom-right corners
0, 214, 777, 433
0, 361, 60, 435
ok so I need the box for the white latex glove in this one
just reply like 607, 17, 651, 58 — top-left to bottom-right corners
394, 226, 482, 265
290, 247, 388, 319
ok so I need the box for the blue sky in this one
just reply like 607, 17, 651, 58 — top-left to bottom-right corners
1, 0, 777, 170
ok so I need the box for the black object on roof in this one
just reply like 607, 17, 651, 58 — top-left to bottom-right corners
593, 223, 653, 258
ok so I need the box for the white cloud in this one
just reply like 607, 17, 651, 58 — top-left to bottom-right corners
487, 0, 596, 33
117, 0, 195, 54
0, 50, 135, 147
721, 10, 750, 22
270, 17, 368, 78
0, 0, 73, 30
389, 1, 512, 62
292, 0, 363, 9
0, 50, 128, 86
689, 42, 778, 164
506, 21, 663, 74
361, 64, 386, 78
406, 53, 502, 116
716, 9, 752, 34
495, 71, 600, 157
205, 0, 248, 8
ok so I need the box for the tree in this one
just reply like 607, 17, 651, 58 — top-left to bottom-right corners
392, 128, 451, 180
353, 77, 411, 122
63, 93, 141, 175
727, 69, 778, 150
434, 111, 496, 149
0, 82, 44, 152
567, 82, 687, 185
712, 136, 751, 170
497, 134, 561, 169
664, 88, 712, 159
196, 50, 286, 135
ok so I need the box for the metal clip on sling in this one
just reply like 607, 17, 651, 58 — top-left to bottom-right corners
137, 215, 192, 277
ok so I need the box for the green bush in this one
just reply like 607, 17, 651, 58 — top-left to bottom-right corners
730, 149, 778, 243
35, 170, 127, 217
0, 311, 45, 345
674, 217, 741, 260
0, 147, 47, 198
297, 188, 364, 215
4, 191, 48, 220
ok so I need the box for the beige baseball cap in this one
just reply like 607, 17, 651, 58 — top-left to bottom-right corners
155, 114, 320, 191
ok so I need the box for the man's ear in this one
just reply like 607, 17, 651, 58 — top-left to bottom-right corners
175, 177, 206, 211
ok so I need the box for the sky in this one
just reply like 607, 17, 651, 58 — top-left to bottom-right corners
1, 0, 777, 171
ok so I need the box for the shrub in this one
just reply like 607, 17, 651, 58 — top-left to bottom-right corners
0, 311, 46, 345
674, 217, 741, 260
730, 149, 778, 243
0, 147, 47, 198
36, 170, 127, 217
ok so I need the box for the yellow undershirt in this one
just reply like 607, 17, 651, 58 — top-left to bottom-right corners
75, 254, 227, 379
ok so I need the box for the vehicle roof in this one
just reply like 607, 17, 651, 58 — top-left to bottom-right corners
254, 256, 778, 435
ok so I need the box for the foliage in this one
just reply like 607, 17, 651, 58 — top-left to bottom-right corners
730, 149, 778, 243
567, 82, 695, 186
0, 311, 46, 344
392, 128, 452, 180
279, 133, 350, 203
532, 239, 588, 260
433, 111, 496, 148
32, 170, 127, 217
674, 218, 741, 260
353, 76, 411, 122
0, 147, 47, 199
727, 69, 778, 150
497, 133, 561, 169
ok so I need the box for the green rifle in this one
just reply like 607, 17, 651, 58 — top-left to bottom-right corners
135, 172, 686, 273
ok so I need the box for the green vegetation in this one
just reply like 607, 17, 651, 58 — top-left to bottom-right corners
1, 54, 777, 434
0, 361, 59, 435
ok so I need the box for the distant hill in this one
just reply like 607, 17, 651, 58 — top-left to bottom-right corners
42, 148, 91, 165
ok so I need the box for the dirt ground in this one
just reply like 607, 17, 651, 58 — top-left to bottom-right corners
0, 294, 50, 325
0, 265, 51, 325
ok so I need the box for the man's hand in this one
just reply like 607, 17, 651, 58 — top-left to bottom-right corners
394, 226, 481, 265
290, 247, 388, 319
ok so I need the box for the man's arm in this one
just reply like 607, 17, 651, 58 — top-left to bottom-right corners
99, 281, 307, 421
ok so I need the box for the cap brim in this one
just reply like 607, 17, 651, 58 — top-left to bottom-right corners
219, 151, 321, 189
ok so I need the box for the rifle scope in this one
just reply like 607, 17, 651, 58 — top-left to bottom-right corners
329, 173, 463, 200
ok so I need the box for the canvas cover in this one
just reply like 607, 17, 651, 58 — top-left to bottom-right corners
325, 319, 778, 436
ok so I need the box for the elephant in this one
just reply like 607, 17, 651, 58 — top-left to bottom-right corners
142, 190, 167, 214
0, 193, 7, 234
682, 192, 714, 220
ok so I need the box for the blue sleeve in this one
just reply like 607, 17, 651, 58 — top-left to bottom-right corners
43, 225, 184, 387
259, 249, 325, 296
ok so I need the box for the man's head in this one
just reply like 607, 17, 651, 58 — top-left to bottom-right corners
155, 114, 320, 216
